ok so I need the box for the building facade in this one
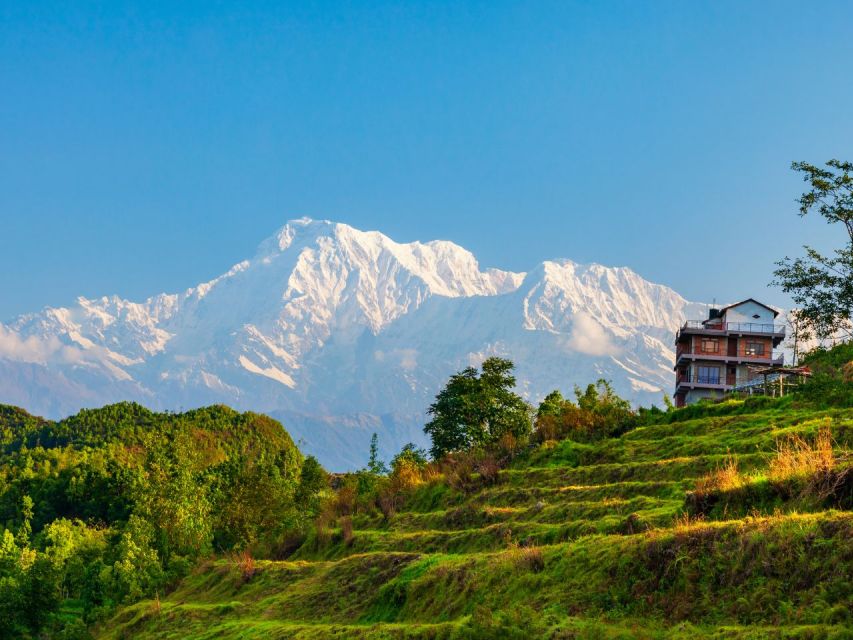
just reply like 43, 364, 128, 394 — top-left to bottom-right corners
674, 299, 785, 407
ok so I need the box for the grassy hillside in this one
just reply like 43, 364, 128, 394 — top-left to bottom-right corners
96, 397, 853, 639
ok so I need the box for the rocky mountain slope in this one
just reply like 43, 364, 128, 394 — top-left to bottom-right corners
0, 218, 708, 468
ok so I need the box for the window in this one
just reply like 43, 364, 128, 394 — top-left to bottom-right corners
700, 338, 719, 353
745, 341, 765, 356
697, 366, 720, 384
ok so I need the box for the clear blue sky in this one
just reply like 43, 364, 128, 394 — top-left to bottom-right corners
2, 1, 852, 320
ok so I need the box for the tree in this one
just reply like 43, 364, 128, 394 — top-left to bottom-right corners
390, 444, 429, 472
424, 357, 532, 459
785, 309, 815, 366
536, 390, 565, 420
15, 495, 33, 548
772, 160, 853, 340
367, 433, 388, 475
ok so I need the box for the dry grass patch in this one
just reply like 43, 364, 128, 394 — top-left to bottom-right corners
507, 542, 545, 573
768, 423, 835, 483
695, 455, 744, 495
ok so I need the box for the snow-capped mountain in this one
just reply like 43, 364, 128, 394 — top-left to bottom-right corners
0, 218, 707, 469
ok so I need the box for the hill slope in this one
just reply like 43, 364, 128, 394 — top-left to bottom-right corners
96, 398, 853, 639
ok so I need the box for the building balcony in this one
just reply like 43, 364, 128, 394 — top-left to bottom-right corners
674, 348, 784, 367
674, 371, 732, 391
677, 321, 786, 340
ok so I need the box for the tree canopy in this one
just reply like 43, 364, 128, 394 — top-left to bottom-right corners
0, 402, 327, 637
773, 159, 853, 340
424, 357, 532, 459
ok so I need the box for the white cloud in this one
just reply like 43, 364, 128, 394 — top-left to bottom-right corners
396, 348, 418, 371
0, 325, 84, 365
374, 348, 419, 371
566, 313, 620, 357
0, 325, 134, 380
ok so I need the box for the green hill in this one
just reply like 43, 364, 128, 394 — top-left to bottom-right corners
94, 396, 853, 639
0, 402, 326, 639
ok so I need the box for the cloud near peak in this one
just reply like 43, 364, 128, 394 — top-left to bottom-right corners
566, 312, 620, 357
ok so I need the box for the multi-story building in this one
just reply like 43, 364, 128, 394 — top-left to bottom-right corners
674, 298, 785, 407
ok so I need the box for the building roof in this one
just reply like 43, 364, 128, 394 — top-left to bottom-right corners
718, 298, 780, 318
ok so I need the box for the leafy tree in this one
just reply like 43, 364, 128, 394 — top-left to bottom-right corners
15, 494, 34, 548
536, 390, 565, 420
294, 456, 327, 520
106, 515, 164, 603
20, 554, 62, 631
785, 309, 815, 366
367, 433, 388, 475
534, 379, 637, 442
390, 444, 429, 472
424, 357, 532, 458
772, 159, 853, 340
0, 400, 324, 634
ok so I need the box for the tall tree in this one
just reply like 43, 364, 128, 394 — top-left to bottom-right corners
424, 357, 531, 459
367, 433, 388, 475
772, 160, 853, 340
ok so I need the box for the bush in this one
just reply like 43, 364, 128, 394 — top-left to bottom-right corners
475, 455, 500, 486
230, 550, 256, 584
533, 379, 638, 443
339, 517, 354, 547
443, 455, 475, 493
795, 343, 853, 407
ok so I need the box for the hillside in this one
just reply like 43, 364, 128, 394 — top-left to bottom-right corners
95, 396, 853, 639
0, 403, 327, 639
0, 218, 710, 469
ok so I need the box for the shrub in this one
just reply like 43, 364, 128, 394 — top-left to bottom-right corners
314, 510, 334, 549
334, 485, 356, 517
533, 379, 638, 443
376, 492, 396, 521
443, 455, 475, 493
339, 517, 354, 547
229, 549, 256, 584
476, 454, 500, 486
519, 546, 544, 573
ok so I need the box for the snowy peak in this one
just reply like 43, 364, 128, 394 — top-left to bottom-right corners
0, 218, 707, 469
256, 218, 524, 299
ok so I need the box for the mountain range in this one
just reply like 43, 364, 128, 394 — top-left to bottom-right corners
0, 218, 709, 469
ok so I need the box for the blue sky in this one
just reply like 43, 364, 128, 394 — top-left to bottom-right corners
1, 1, 852, 319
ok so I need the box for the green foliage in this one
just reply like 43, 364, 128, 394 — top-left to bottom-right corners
424, 357, 532, 458
793, 342, 853, 407
772, 159, 853, 340
390, 443, 429, 472
534, 379, 638, 442
367, 433, 388, 475
0, 401, 326, 636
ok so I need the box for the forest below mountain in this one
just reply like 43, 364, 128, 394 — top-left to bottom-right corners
1, 343, 852, 639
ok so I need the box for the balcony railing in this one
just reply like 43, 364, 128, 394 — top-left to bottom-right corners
680, 321, 786, 335
676, 372, 727, 386
675, 346, 783, 363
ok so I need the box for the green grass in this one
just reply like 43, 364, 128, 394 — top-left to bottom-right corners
95, 398, 853, 639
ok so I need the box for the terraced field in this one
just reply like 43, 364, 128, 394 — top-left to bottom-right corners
96, 400, 853, 639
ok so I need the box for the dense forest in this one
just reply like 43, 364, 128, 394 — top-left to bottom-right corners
0, 403, 327, 638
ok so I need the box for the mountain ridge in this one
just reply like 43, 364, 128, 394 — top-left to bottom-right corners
0, 218, 708, 469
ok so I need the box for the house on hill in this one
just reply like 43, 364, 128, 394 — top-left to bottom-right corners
674, 298, 785, 407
